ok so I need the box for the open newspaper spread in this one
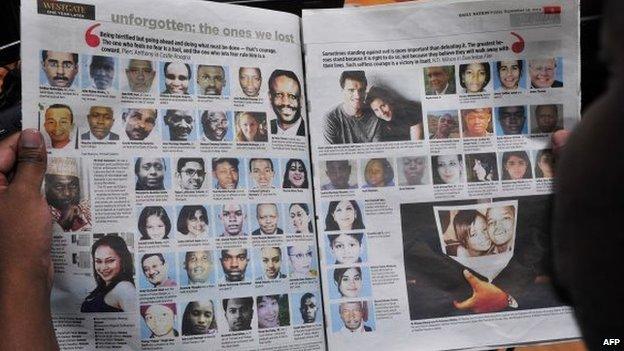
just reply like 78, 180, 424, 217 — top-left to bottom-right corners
21, 0, 581, 349
303, 0, 580, 350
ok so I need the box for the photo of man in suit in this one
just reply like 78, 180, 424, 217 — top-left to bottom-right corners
269, 69, 305, 136
81, 106, 118, 141
424, 66, 456, 95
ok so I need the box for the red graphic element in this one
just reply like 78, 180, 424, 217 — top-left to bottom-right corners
543, 6, 561, 14
85, 23, 101, 48
510, 32, 524, 54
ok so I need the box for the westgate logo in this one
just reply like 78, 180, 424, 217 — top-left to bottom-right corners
37, 0, 95, 20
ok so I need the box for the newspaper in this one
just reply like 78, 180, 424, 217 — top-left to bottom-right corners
21, 0, 324, 350
303, 0, 581, 350
20, 0, 581, 349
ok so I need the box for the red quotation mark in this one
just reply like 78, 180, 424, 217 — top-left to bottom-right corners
85, 23, 101, 48
510, 32, 524, 53
543, 6, 561, 14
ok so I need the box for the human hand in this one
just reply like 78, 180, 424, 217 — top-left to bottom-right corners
0, 129, 52, 286
0, 129, 58, 350
453, 270, 510, 313
552, 129, 571, 157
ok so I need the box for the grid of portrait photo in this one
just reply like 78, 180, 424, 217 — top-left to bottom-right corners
38, 51, 309, 159
318, 199, 376, 333
73, 229, 323, 341
38, 49, 321, 347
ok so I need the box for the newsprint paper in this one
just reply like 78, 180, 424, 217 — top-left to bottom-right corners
20, 0, 581, 349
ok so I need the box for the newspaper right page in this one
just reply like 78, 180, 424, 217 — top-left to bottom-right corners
303, 0, 580, 350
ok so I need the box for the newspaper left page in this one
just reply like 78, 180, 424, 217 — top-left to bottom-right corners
21, 0, 324, 350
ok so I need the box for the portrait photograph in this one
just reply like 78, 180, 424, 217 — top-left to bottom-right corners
133, 157, 171, 191
499, 151, 534, 181
256, 294, 290, 329
137, 205, 173, 240
458, 62, 492, 94
161, 109, 197, 141
121, 58, 158, 94
238, 66, 263, 98
179, 250, 216, 287
287, 244, 319, 279
530, 104, 563, 134
268, 69, 306, 137
494, 105, 528, 136
159, 61, 194, 95
281, 158, 310, 189
196, 64, 230, 97
465, 153, 499, 183
285, 203, 314, 235
533, 149, 555, 179
80, 234, 136, 313
329, 266, 372, 299
211, 157, 246, 190
122, 108, 159, 141
221, 297, 255, 332
426, 109, 460, 139
40, 50, 80, 88
199, 110, 233, 142
248, 158, 281, 189
528, 57, 564, 89
40, 103, 79, 150
435, 202, 517, 283
431, 154, 465, 185
218, 248, 252, 283
320, 69, 423, 144
215, 203, 249, 237
319, 159, 359, 190
423, 65, 456, 95
139, 252, 178, 290
493, 59, 526, 91
78, 105, 120, 142
460, 107, 493, 138
140, 303, 179, 339
45, 156, 92, 232
81, 54, 118, 91
181, 300, 218, 336
322, 200, 366, 232
176, 205, 212, 239
174, 158, 209, 191
253, 246, 288, 280
397, 156, 430, 186
331, 300, 375, 333
360, 157, 395, 188
234, 111, 268, 142
251, 203, 284, 236
291, 292, 322, 325
326, 233, 368, 265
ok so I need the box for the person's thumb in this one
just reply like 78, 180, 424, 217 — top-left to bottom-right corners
12, 129, 47, 192
453, 296, 475, 310
462, 269, 481, 291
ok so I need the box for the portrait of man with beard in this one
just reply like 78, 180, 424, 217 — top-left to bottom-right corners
45, 157, 92, 232
268, 69, 305, 136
